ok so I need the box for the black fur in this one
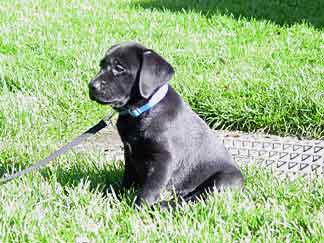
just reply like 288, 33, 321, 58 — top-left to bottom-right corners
89, 41, 244, 207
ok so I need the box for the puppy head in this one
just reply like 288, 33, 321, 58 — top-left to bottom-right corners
89, 42, 174, 109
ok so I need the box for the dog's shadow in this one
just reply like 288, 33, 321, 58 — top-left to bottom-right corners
0, 155, 137, 203
40, 158, 135, 200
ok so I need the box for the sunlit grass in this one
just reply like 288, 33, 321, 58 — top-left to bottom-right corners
1, 0, 324, 242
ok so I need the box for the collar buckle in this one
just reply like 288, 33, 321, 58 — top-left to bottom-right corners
129, 108, 142, 117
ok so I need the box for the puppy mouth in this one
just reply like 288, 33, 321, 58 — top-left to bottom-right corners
89, 93, 126, 108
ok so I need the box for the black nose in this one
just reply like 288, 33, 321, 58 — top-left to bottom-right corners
89, 80, 101, 100
89, 80, 101, 91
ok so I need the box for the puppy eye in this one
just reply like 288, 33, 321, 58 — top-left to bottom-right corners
115, 64, 125, 73
112, 64, 125, 76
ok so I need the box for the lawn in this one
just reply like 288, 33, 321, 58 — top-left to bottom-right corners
0, 0, 324, 242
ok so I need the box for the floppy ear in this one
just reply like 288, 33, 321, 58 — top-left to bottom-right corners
139, 50, 174, 99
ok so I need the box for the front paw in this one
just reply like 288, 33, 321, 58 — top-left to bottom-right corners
134, 191, 159, 207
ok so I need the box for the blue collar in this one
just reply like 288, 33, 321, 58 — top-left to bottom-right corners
120, 84, 169, 117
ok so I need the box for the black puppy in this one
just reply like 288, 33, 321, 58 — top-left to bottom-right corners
89, 42, 244, 207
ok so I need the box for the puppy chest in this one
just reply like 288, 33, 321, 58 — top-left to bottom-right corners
124, 141, 151, 175
125, 141, 152, 161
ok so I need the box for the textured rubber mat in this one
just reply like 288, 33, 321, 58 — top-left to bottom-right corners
215, 131, 324, 179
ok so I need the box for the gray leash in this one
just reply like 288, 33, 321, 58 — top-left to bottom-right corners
0, 111, 116, 185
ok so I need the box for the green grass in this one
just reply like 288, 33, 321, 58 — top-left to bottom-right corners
1, 164, 324, 242
1, 0, 324, 242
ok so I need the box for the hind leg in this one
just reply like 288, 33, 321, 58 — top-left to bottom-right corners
183, 169, 244, 203
156, 169, 243, 209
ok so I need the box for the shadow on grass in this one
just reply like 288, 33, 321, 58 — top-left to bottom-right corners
41, 159, 125, 193
0, 159, 138, 206
0, 154, 124, 196
133, 0, 324, 28
43, 159, 139, 203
